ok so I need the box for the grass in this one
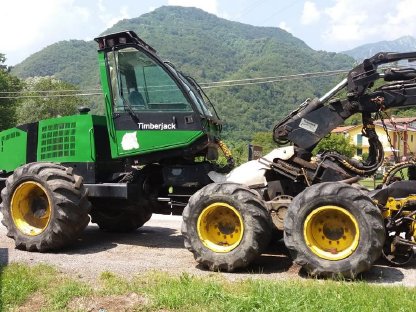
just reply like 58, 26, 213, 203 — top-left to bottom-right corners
1, 263, 416, 311
359, 177, 383, 189
0, 263, 91, 311
0, 263, 56, 309
48, 279, 92, 310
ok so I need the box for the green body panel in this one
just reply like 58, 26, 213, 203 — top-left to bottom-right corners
115, 129, 204, 156
37, 114, 106, 163
0, 128, 27, 172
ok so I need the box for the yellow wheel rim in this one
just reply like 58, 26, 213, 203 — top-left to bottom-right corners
197, 202, 244, 253
11, 181, 52, 236
304, 205, 360, 261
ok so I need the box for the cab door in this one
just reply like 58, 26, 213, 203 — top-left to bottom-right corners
104, 46, 205, 158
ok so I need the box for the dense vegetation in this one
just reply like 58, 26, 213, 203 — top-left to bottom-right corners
0, 53, 84, 130
0, 54, 23, 130
16, 77, 80, 125
11, 6, 354, 143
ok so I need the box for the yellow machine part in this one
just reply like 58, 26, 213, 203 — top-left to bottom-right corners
197, 202, 244, 253
384, 195, 416, 240
11, 181, 52, 236
303, 205, 360, 261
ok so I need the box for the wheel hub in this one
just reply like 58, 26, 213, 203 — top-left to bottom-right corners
304, 205, 360, 260
197, 202, 244, 253
11, 181, 52, 236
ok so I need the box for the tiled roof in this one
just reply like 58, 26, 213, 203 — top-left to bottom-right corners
374, 120, 416, 132
389, 117, 416, 123
331, 125, 358, 133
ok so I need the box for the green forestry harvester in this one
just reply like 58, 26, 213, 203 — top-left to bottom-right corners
0, 31, 233, 250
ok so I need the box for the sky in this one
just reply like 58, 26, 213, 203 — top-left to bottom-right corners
1, 0, 415, 66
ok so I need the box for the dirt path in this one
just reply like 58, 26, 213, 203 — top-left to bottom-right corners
1, 214, 415, 286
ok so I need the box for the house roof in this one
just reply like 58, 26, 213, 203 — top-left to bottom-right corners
332, 116, 416, 134
389, 117, 416, 124
331, 125, 359, 133
374, 120, 416, 132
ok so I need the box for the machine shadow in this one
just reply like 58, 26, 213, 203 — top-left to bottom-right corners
60, 224, 184, 255
247, 240, 295, 274
195, 239, 295, 275
0, 248, 9, 266
293, 257, 410, 283
59, 224, 413, 283
360, 257, 415, 284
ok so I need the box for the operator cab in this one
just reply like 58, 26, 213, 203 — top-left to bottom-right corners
95, 31, 221, 161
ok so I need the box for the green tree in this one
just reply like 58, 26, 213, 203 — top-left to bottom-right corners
251, 131, 276, 154
0, 53, 23, 130
16, 77, 81, 125
313, 134, 356, 158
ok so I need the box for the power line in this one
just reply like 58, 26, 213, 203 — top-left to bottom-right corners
203, 72, 343, 89
0, 69, 350, 99
0, 93, 102, 99
0, 89, 101, 94
198, 69, 349, 86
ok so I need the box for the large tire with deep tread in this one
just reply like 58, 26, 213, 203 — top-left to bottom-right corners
89, 165, 157, 232
89, 199, 152, 232
0, 162, 91, 252
284, 182, 385, 279
182, 182, 273, 272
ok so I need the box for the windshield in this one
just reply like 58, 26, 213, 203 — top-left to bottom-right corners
162, 63, 217, 118
107, 47, 193, 112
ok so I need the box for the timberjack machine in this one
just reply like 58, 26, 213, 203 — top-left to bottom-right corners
0, 31, 232, 250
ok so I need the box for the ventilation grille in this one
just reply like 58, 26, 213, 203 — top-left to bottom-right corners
1, 131, 20, 152
40, 122, 76, 159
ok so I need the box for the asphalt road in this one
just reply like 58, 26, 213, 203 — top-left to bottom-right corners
0, 214, 415, 286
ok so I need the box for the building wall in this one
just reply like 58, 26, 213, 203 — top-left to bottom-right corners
336, 125, 416, 159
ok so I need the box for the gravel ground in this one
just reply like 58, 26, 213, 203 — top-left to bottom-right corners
1, 213, 415, 286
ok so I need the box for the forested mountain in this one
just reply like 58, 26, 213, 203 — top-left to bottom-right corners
12, 6, 354, 141
342, 36, 416, 61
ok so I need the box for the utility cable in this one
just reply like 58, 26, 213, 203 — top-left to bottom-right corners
0, 68, 350, 99
0, 93, 102, 99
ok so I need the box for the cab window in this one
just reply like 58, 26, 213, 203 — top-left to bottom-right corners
107, 47, 192, 112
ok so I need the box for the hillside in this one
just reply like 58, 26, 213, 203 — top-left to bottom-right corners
342, 36, 416, 61
12, 6, 354, 141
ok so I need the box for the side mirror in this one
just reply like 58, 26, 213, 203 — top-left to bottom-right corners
78, 107, 91, 115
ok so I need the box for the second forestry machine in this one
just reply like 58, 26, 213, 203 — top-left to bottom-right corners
182, 51, 416, 278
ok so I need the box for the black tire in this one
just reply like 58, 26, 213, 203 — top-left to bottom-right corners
182, 182, 273, 272
89, 198, 152, 232
0, 162, 91, 252
284, 182, 385, 279
89, 165, 157, 232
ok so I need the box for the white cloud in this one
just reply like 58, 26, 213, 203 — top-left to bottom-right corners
167, 0, 218, 14
0, 0, 143, 65
104, 6, 131, 29
322, 0, 416, 48
301, 1, 321, 25
98, 0, 106, 12
96, 1, 132, 29
384, 0, 416, 39
278, 22, 291, 33
0, 0, 93, 65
